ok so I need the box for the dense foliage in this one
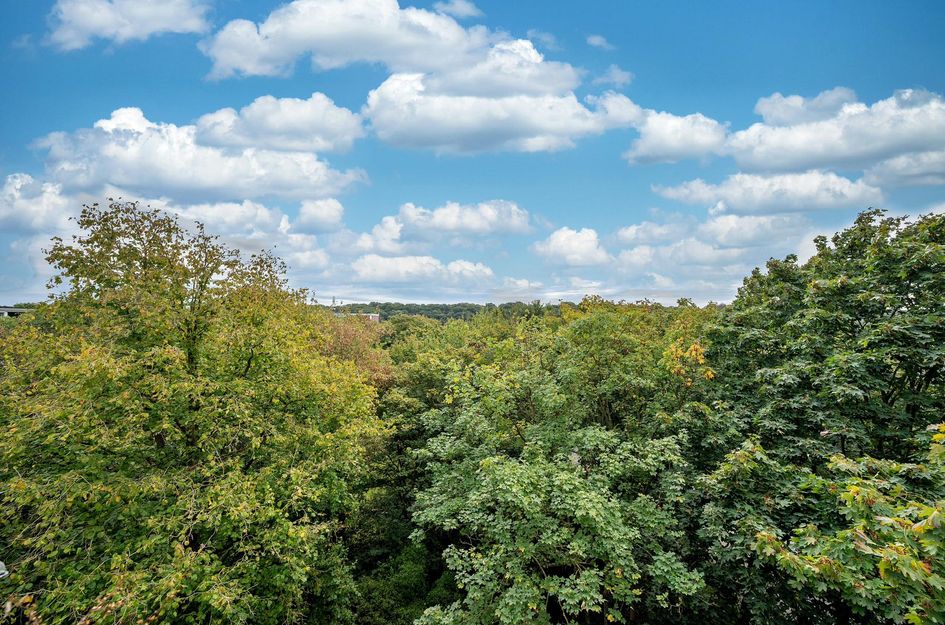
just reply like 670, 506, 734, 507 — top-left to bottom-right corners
1, 204, 943, 624
336, 301, 570, 322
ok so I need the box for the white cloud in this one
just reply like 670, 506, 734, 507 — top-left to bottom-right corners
364, 74, 641, 153
136, 196, 343, 278
200, 0, 495, 78
664, 238, 746, 265
398, 199, 530, 234
655, 170, 882, 214
447, 259, 495, 280
727, 89, 945, 171
423, 39, 580, 97
618, 239, 745, 273
614, 238, 751, 305
532, 227, 611, 266
296, 198, 345, 232
201, 0, 647, 156
355, 216, 407, 254
172, 199, 285, 238
503, 276, 543, 290
586, 34, 614, 50
124, 195, 330, 266
49, 0, 209, 50
347, 199, 529, 255
36, 107, 365, 202
618, 87, 945, 178
1, 174, 73, 233
351, 253, 492, 283
615, 244, 654, 269
195, 93, 364, 152
864, 150, 945, 187
569, 276, 602, 289
696, 214, 807, 247
648, 272, 675, 289
433, 0, 482, 18
624, 111, 728, 163
617, 213, 810, 254
286, 245, 331, 270
616, 219, 689, 245
592, 64, 633, 88
754, 87, 858, 126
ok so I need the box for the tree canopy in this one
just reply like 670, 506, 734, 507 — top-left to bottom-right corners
1, 204, 943, 624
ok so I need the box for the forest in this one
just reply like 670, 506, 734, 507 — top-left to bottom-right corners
1, 201, 943, 625
336, 302, 579, 322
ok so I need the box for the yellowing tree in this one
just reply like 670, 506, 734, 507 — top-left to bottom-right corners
0, 201, 384, 624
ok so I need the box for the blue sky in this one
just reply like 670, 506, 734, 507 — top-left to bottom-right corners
2, 0, 944, 304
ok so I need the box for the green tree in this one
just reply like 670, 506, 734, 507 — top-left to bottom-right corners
699, 209, 945, 624
710, 210, 945, 464
0, 201, 384, 624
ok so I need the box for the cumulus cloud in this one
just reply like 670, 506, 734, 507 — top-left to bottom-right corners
423, 39, 580, 97
296, 198, 345, 232
616, 219, 690, 245
200, 0, 648, 155
365, 75, 641, 153
727, 88, 945, 171
1, 174, 73, 233
618, 238, 746, 273
696, 214, 807, 247
172, 199, 285, 239
624, 111, 728, 163
398, 200, 530, 234
592, 64, 633, 88
864, 150, 945, 187
433, 0, 482, 18
615, 87, 945, 179
200, 0, 494, 78
48, 0, 209, 50
615, 213, 807, 253
753, 87, 858, 126
196, 93, 364, 152
354, 35, 641, 154
532, 227, 611, 266
118, 195, 333, 271
348, 199, 530, 255
613, 230, 760, 303
569, 276, 603, 290
355, 216, 407, 254
351, 253, 492, 283
586, 34, 614, 50
503, 276, 543, 290
654, 170, 882, 214
36, 107, 365, 202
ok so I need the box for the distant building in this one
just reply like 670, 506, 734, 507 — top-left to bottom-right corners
334, 312, 381, 323
0, 307, 28, 318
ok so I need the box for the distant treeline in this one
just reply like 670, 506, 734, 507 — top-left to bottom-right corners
336, 299, 726, 322
335, 300, 575, 321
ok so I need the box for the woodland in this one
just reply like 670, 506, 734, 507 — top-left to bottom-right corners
1, 201, 943, 624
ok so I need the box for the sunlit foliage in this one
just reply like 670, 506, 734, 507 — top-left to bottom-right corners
1, 205, 943, 625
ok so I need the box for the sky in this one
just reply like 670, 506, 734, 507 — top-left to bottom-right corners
1, 0, 944, 305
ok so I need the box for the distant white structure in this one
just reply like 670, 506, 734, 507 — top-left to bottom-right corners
0, 307, 28, 318
334, 312, 381, 323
